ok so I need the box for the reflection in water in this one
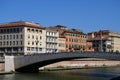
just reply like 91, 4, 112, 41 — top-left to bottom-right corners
111, 76, 120, 80
0, 67, 120, 80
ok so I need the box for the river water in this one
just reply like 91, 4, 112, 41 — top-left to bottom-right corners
0, 67, 120, 80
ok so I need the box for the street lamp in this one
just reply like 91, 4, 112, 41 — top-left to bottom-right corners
99, 30, 103, 52
107, 44, 112, 52
35, 37, 39, 54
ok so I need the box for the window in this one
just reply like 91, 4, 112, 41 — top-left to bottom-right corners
36, 30, 38, 33
13, 41, 15, 45
16, 35, 18, 39
20, 41, 23, 45
3, 41, 5, 45
16, 28, 19, 32
4, 29, 7, 33
69, 39, 71, 42
66, 39, 68, 42
10, 41, 12, 45
10, 29, 12, 33
7, 29, 10, 33
20, 47, 23, 51
10, 35, 12, 39
32, 41, 34, 45
28, 41, 30, 45
13, 28, 16, 33
7, 41, 9, 45
0, 42, 2, 45
32, 29, 34, 32
46, 32, 49, 35
7, 35, 9, 39
27, 28, 30, 32
13, 35, 15, 39
40, 43, 42, 46
3, 35, 5, 39
0, 36, 2, 40
20, 34, 23, 39
40, 36, 42, 39
27, 47, 30, 51
28, 35, 30, 39
32, 35, 34, 39
31, 47, 34, 51
39, 48, 42, 51
39, 30, 42, 33
1, 30, 3, 33
66, 44, 68, 48
16, 41, 18, 45
36, 36, 38, 39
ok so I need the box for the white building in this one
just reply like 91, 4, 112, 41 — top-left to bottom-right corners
46, 28, 59, 53
0, 21, 46, 55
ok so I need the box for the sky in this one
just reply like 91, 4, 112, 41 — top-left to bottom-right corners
0, 0, 120, 33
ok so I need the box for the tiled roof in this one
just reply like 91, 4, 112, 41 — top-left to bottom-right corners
0, 20, 44, 29
87, 37, 107, 41
88, 30, 110, 34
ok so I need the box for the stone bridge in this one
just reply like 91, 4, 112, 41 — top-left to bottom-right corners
5, 52, 120, 72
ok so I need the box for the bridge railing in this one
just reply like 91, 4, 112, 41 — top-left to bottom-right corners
2, 51, 120, 57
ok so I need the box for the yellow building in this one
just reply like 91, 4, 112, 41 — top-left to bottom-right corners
58, 37, 66, 52
64, 29, 87, 52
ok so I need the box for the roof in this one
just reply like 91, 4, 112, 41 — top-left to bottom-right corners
0, 20, 44, 29
87, 37, 107, 41
45, 27, 58, 32
64, 29, 85, 35
88, 30, 110, 34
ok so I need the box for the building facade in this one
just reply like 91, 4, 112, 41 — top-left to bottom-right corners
47, 25, 93, 52
64, 29, 87, 52
46, 25, 67, 52
58, 37, 66, 52
24, 25, 46, 54
46, 29, 59, 53
0, 21, 46, 55
0, 21, 95, 55
87, 30, 120, 52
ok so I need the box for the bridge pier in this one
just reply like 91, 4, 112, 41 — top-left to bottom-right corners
5, 56, 15, 72
5, 55, 41, 72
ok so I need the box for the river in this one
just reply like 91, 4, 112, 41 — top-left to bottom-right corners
0, 67, 120, 80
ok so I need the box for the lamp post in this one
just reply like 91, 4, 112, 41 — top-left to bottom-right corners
107, 44, 112, 52
100, 30, 103, 52
36, 37, 39, 54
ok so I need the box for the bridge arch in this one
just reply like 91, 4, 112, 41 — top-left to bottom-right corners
5, 52, 120, 72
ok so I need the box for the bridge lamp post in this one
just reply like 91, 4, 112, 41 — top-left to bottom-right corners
107, 44, 112, 52
35, 37, 39, 54
99, 30, 103, 52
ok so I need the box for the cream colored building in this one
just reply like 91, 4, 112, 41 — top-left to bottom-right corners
0, 21, 46, 55
109, 31, 120, 52
88, 30, 120, 52
24, 26, 46, 54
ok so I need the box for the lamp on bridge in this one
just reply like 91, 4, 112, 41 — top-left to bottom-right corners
35, 37, 39, 54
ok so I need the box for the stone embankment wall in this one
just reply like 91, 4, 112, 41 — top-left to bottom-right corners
44, 60, 120, 68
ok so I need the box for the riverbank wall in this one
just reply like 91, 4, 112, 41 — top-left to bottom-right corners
43, 60, 120, 70
0, 60, 120, 72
